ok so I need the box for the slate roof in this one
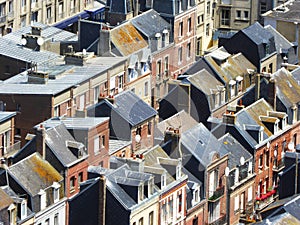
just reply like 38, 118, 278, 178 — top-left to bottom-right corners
155, 110, 198, 141
0, 38, 59, 65
8, 153, 63, 196
109, 139, 131, 155
219, 133, 252, 170
108, 0, 131, 14
90, 90, 157, 127
55, 117, 109, 130
273, 67, 300, 108
0, 187, 13, 210
0, 112, 16, 123
0, 56, 126, 95
264, 25, 293, 54
291, 67, 300, 83
204, 47, 256, 84
256, 212, 300, 225
241, 22, 274, 45
181, 123, 228, 168
187, 69, 224, 95
44, 123, 87, 167
263, 1, 300, 23
3, 22, 78, 43
110, 22, 148, 56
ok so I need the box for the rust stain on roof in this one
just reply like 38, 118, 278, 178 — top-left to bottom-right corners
111, 22, 148, 56
0, 188, 13, 210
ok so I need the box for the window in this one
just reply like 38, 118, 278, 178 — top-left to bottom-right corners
234, 195, 239, 212
54, 105, 60, 117
8, 1, 13, 13
101, 135, 105, 148
54, 214, 59, 225
258, 154, 263, 169
206, 23, 210, 36
207, 1, 211, 14
236, 10, 241, 19
70, 176, 75, 191
260, 2, 267, 14
164, 56, 169, 76
21, 0, 26, 7
187, 42, 191, 59
79, 94, 85, 110
147, 122, 152, 135
46, 6, 52, 22
118, 74, 124, 90
198, 14, 204, 25
138, 217, 143, 225
0, 3, 5, 16
244, 11, 249, 19
156, 60, 162, 76
45, 219, 50, 225
21, 200, 27, 220
247, 186, 252, 202
209, 170, 218, 197
2, 130, 11, 152
39, 189, 46, 210
138, 184, 144, 202
221, 9, 230, 26
78, 172, 83, 185
161, 173, 166, 188
268, 63, 273, 73
144, 82, 148, 96
178, 47, 182, 63
52, 182, 60, 203
149, 211, 154, 225
94, 86, 100, 103
187, 17, 192, 33
179, 22, 183, 37
31, 11, 38, 23
177, 193, 182, 213
265, 151, 270, 167
16, 104, 21, 112
94, 136, 100, 153
197, 37, 202, 55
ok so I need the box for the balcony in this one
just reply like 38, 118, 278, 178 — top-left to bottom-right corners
0, 15, 6, 24
208, 186, 225, 202
255, 189, 277, 211
3, 141, 21, 157
208, 213, 226, 225
272, 158, 285, 172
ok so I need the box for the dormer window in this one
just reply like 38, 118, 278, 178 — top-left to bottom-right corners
8, 204, 16, 225
229, 80, 236, 98
259, 129, 264, 143
292, 105, 297, 124
38, 189, 46, 210
52, 182, 61, 203
236, 76, 243, 94
138, 184, 144, 202
148, 178, 154, 196
193, 186, 200, 205
176, 162, 182, 179
162, 29, 169, 46
282, 116, 287, 129
161, 173, 166, 188
20, 200, 27, 220
274, 122, 279, 134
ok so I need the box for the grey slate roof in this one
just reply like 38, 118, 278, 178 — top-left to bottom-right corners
0, 38, 60, 65
59, 117, 109, 130
219, 133, 252, 170
0, 56, 126, 95
242, 22, 273, 45
181, 123, 228, 168
264, 25, 293, 54
45, 123, 87, 167
93, 90, 157, 127
155, 110, 198, 141
3, 22, 78, 44
8, 153, 63, 196
263, 1, 300, 23
109, 139, 131, 155
0, 112, 16, 123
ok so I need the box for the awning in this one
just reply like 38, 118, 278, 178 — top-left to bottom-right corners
54, 11, 90, 29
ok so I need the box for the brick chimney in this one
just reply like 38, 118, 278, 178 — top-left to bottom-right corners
223, 111, 236, 124
36, 124, 46, 159
27, 70, 49, 84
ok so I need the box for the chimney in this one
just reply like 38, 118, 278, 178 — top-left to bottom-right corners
31, 26, 42, 36
27, 70, 49, 84
99, 25, 111, 56
268, 77, 276, 110
223, 112, 236, 124
98, 94, 115, 105
64, 53, 86, 66
255, 73, 261, 101
164, 127, 180, 153
36, 124, 46, 159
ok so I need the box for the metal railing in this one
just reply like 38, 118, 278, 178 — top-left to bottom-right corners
208, 186, 225, 202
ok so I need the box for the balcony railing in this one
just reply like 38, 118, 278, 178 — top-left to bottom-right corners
208, 186, 225, 202
208, 213, 226, 225
3, 141, 21, 157
255, 189, 276, 211
273, 158, 285, 172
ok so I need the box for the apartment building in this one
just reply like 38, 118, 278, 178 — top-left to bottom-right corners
0, 0, 94, 36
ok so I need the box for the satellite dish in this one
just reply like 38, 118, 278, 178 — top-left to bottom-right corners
225, 167, 230, 177
21, 38, 27, 46
37, 37, 44, 46
135, 134, 141, 143
240, 156, 245, 166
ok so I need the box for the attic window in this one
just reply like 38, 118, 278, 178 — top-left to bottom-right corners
52, 182, 61, 203
138, 184, 144, 202
38, 189, 46, 210
161, 173, 166, 188
20, 200, 27, 220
